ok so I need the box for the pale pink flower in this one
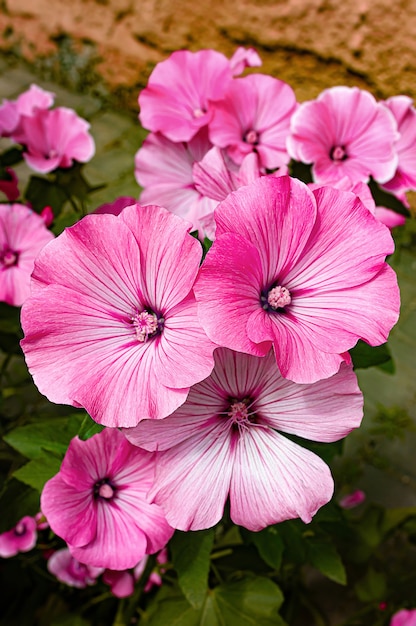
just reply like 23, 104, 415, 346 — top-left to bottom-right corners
309, 177, 406, 229
209, 74, 297, 169
0, 100, 19, 137
47, 548, 103, 588
41, 428, 174, 570
287, 86, 398, 184
381, 96, 416, 203
126, 348, 363, 531
194, 176, 400, 384
138, 49, 234, 142
21, 203, 216, 426
0, 516, 37, 557
103, 569, 135, 598
0, 203, 54, 306
4, 84, 55, 142
390, 609, 416, 626
134, 128, 217, 238
339, 489, 366, 509
94, 196, 137, 216
18, 106, 95, 173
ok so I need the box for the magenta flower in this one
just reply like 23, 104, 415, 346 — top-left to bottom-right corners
103, 568, 136, 598
0, 203, 54, 307
21, 203, 216, 426
381, 96, 416, 204
194, 176, 400, 384
138, 49, 234, 142
0, 516, 37, 557
18, 106, 95, 173
0, 168, 20, 202
48, 548, 103, 588
4, 84, 55, 142
94, 196, 137, 216
287, 86, 398, 184
134, 128, 217, 238
209, 74, 297, 169
41, 428, 174, 570
126, 348, 363, 531
339, 489, 366, 509
390, 610, 416, 626
229, 47, 262, 75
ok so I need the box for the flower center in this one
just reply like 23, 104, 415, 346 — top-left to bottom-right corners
330, 145, 348, 161
94, 478, 116, 500
261, 285, 292, 311
193, 107, 207, 119
244, 129, 259, 145
132, 310, 164, 343
14, 521, 26, 536
227, 397, 256, 432
1, 248, 18, 267
228, 400, 249, 423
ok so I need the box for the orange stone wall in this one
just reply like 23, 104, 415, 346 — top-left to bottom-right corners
1, 0, 415, 106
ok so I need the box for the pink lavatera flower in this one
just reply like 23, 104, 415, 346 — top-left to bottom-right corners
0, 516, 37, 557
209, 73, 297, 169
390, 610, 416, 626
18, 106, 95, 174
21, 203, 216, 426
139, 48, 258, 142
126, 348, 363, 531
381, 96, 416, 204
41, 428, 174, 570
103, 569, 135, 598
0, 168, 20, 201
287, 86, 398, 185
0, 203, 54, 307
94, 195, 137, 216
309, 177, 406, 229
194, 176, 400, 384
48, 548, 103, 588
2, 84, 55, 142
134, 128, 217, 238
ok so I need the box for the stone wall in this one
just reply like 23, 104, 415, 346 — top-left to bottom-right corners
1, 0, 415, 108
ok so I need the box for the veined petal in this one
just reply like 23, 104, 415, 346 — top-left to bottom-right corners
230, 427, 334, 530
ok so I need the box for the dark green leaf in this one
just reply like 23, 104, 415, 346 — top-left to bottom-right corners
0, 479, 40, 532
0, 302, 22, 334
350, 340, 393, 371
25, 176, 68, 215
307, 536, 347, 585
354, 567, 386, 602
170, 528, 215, 609
246, 525, 284, 570
13, 451, 62, 492
77, 413, 105, 440
4, 415, 84, 459
0, 146, 24, 167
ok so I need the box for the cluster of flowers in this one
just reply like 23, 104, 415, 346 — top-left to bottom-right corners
0, 84, 96, 306
1, 47, 411, 599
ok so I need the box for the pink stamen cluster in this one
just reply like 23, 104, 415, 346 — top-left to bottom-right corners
267, 286, 292, 310
133, 310, 159, 342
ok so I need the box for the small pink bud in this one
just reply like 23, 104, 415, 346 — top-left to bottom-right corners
41, 206, 54, 226
339, 489, 366, 509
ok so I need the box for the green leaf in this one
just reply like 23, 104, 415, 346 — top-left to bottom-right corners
4, 415, 84, 459
0, 479, 40, 532
354, 567, 386, 602
13, 451, 62, 492
306, 536, 347, 585
0, 146, 24, 167
25, 176, 68, 215
0, 302, 22, 334
77, 413, 105, 440
246, 525, 284, 570
381, 506, 416, 534
146, 578, 285, 626
350, 340, 393, 371
170, 528, 215, 609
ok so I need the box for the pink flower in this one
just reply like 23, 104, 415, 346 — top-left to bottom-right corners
19, 106, 95, 173
48, 548, 103, 588
134, 128, 217, 238
138, 49, 234, 142
309, 177, 406, 229
0, 100, 20, 137
94, 196, 137, 216
287, 86, 398, 184
390, 609, 416, 626
229, 47, 262, 75
0, 168, 20, 201
194, 176, 400, 384
0, 516, 37, 557
3, 84, 55, 142
209, 74, 297, 169
103, 569, 135, 598
381, 96, 416, 202
0, 203, 54, 306
41, 428, 174, 570
125, 348, 363, 531
339, 489, 366, 509
21, 203, 216, 426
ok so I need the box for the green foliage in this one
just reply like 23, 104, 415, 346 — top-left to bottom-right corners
170, 528, 215, 608
350, 340, 394, 372
244, 525, 284, 570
